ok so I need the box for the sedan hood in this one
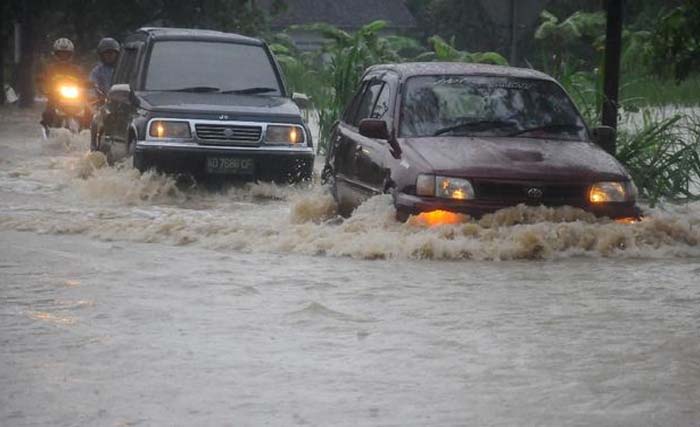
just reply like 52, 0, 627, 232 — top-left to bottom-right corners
137, 91, 301, 120
401, 136, 629, 181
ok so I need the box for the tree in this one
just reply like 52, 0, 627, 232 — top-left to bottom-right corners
648, 1, 700, 82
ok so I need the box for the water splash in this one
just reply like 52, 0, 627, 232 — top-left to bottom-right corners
3, 190, 698, 261
2, 113, 699, 261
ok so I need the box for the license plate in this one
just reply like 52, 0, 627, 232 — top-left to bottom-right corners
206, 157, 254, 175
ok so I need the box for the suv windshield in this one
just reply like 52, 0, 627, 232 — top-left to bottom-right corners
144, 41, 282, 95
400, 75, 587, 140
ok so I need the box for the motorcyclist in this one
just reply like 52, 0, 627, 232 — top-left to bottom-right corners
90, 37, 120, 96
37, 38, 89, 131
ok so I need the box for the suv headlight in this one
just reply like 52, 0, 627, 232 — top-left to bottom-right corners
265, 125, 305, 145
588, 181, 637, 203
416, 174, 475, 200
149, 120, 191, 139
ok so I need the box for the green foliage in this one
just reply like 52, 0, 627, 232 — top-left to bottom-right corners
621, 74, 700, 107
418, 36, 508, 65
534, 9, 605, 77
616, 113, 700, 205
535, 10, 605, 43
273, 20, 403, 154
648, 2, 700, 82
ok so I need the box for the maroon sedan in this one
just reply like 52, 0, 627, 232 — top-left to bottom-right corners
322, 63, 640, 222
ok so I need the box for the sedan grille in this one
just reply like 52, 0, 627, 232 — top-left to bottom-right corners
473, 180, 587, 205
195, 124, 262, 145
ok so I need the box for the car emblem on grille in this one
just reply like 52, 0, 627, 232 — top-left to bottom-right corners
222, 128, 235, 138
527, 187, 543, 199
218, 114, 229, 120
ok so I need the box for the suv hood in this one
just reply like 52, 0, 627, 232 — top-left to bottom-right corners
137, 91, 302, 119
401, 136, 629, 182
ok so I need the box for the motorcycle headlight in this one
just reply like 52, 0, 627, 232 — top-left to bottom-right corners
588, 181, 637, 203
58, 85, 80, 99
149, 120, 191, 139
416, 174, 475, 200
265, 125, 305, 145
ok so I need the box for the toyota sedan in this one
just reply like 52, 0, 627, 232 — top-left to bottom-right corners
322, 62, 640, 222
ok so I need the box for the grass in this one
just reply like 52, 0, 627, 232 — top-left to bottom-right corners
617, 112, 700, 206
622, 74, 700, 107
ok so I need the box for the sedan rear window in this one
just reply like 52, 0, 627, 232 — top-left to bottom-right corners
144, 41, 281, 95
400, 75, 587, 140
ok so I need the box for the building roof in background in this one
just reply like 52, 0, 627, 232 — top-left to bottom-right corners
261, 0, 416, 29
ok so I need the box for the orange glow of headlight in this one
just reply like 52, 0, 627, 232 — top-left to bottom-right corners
589, 187, 609, 203
289, 127, 299, 144
615, 217, 640, 224
58, 85, 80, 99
452, 189, 467, 200
413, 210, 465, 227
154, 122, 165, 138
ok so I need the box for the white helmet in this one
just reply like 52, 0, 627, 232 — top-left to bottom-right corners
53, 38, 75, 53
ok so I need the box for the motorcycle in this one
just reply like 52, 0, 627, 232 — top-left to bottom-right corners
41, 75, 93, 139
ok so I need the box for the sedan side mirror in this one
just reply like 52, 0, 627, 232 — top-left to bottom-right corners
359, 118, 401, 159
109, 83, 134, 105
359, 118, 390, 140
592, 125, 616, 154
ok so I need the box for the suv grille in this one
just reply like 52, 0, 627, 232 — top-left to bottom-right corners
473, 180, 587, 205
195, 124, 262, 145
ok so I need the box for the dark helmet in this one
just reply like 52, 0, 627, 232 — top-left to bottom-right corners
97, 37, 120, 54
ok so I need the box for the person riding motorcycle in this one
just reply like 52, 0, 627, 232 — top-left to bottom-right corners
37, 38, 91, 131
88, 38, 120, 151
90, 37, 120, 96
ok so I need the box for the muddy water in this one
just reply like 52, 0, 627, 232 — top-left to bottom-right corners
1, 106, 700, 426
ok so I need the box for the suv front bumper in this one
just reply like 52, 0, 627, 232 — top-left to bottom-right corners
134, 140, 314, 183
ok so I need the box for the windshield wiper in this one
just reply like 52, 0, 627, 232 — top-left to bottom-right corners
433, 120, 517, 136
507, 123, 583, 137
168, 86, 221, 93
221, 87, 277, 95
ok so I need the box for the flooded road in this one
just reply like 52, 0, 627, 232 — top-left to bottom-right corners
2, 106, 700, 426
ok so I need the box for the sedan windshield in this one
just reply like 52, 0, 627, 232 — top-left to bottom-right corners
144, 41, 282, 95
400, 75, 587, 140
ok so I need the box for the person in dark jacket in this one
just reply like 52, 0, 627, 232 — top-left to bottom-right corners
89, 38, 120, 96
37, 38, 89, 132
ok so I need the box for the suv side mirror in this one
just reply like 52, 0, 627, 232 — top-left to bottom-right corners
109, 83, 134, 105
592, 126, 616, 154
359, 118, 390, 140
292, 92, 311, 110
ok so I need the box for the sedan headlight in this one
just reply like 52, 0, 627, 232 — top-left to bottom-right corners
416, 174, 475, 200
265, 125, 305, 145
149, 120, 191, 139
588, 181, 637, 203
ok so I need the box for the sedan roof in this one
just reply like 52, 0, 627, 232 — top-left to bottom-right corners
366, 62, 555, 82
